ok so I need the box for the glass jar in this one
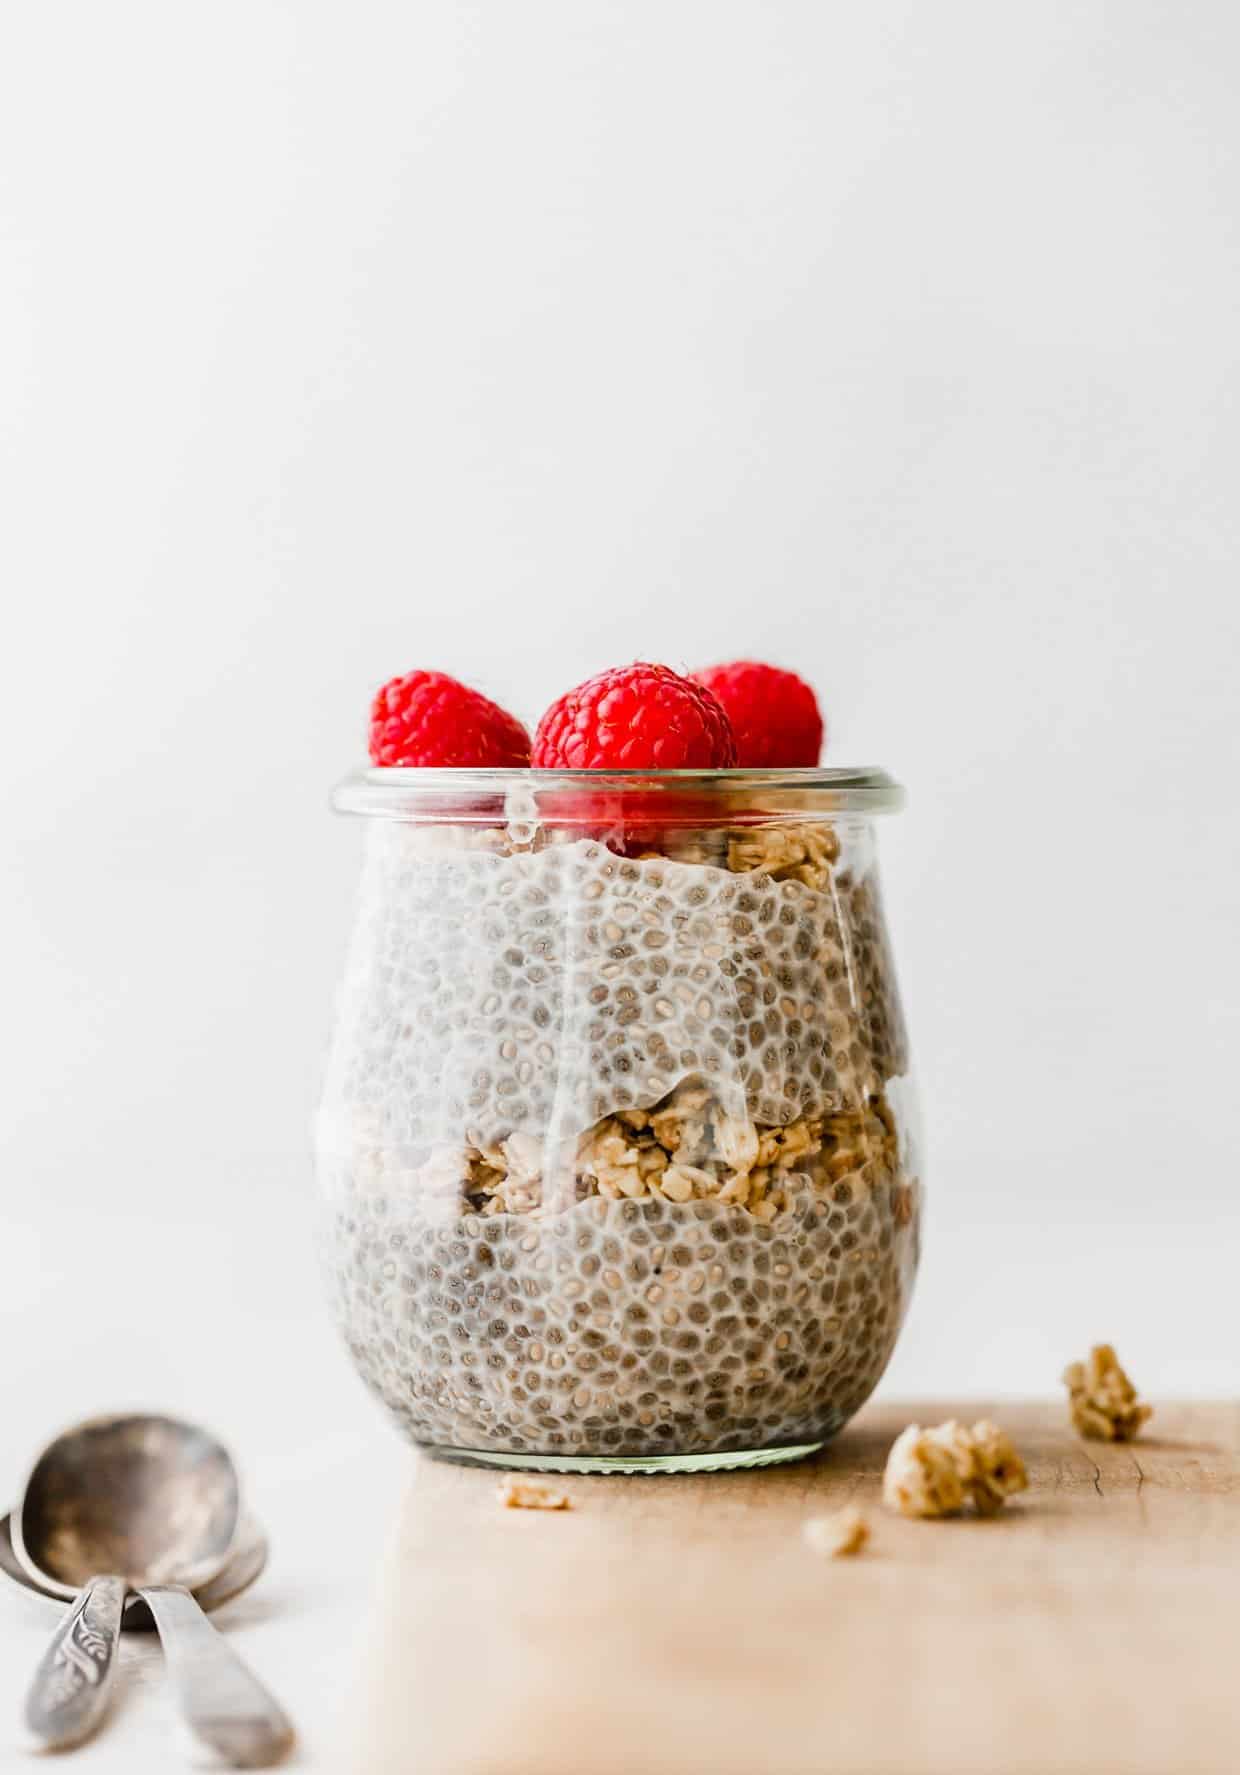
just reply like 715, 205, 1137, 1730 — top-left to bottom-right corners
316, 768, 920, 1473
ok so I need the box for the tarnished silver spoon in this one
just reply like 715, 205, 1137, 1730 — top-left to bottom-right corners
13, 1414, 293, 1767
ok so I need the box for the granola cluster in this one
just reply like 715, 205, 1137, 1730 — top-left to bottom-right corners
627, 820, 838, 887
725, 822, 839, 890
461, 1081, 901, 1223
883, 1420, 1028, 1518
1063, 1344, 1153, 1442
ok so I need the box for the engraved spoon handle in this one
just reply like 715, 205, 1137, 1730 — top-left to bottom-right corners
138, 1583, 294, 1769
24, 1573, 126, 1749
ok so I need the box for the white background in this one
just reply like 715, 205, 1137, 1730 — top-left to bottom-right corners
2, 2, 1238, 1765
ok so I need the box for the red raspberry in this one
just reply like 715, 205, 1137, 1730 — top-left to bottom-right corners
532, 663, 737, 769
368, 670, 530, 767
690, 660, 824, 767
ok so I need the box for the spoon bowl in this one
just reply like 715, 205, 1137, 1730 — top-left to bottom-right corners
13, 1412, 240, 1598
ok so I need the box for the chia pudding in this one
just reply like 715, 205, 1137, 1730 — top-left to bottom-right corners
318, 774, 919, 1471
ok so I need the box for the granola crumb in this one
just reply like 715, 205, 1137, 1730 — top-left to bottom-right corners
1063, 1344, 1153, 1442
497, 1478, 572, 1511
803, 1506, 870, 1557
882, 1419, 1028, 1518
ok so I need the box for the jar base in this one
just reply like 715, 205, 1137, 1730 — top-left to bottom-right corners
422, 1440, 825, 1476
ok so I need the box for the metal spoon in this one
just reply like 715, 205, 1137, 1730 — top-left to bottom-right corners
0, 1509, 270, 1626
13, 1413, 294, 1767
11, 1411, 224, 1750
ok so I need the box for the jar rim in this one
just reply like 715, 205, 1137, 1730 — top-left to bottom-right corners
332, 765, 905, 819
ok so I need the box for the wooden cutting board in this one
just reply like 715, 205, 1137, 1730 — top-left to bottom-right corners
347, 1400, 1240, 1774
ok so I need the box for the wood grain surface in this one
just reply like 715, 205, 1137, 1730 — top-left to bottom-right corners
349, 1401, 1240, 1775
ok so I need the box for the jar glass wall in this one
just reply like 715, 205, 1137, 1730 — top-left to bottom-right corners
316, 768, 920, 1473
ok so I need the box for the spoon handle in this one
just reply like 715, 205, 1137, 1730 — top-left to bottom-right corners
24, 1573, 126, 1748
138, 1584, 294, 1769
